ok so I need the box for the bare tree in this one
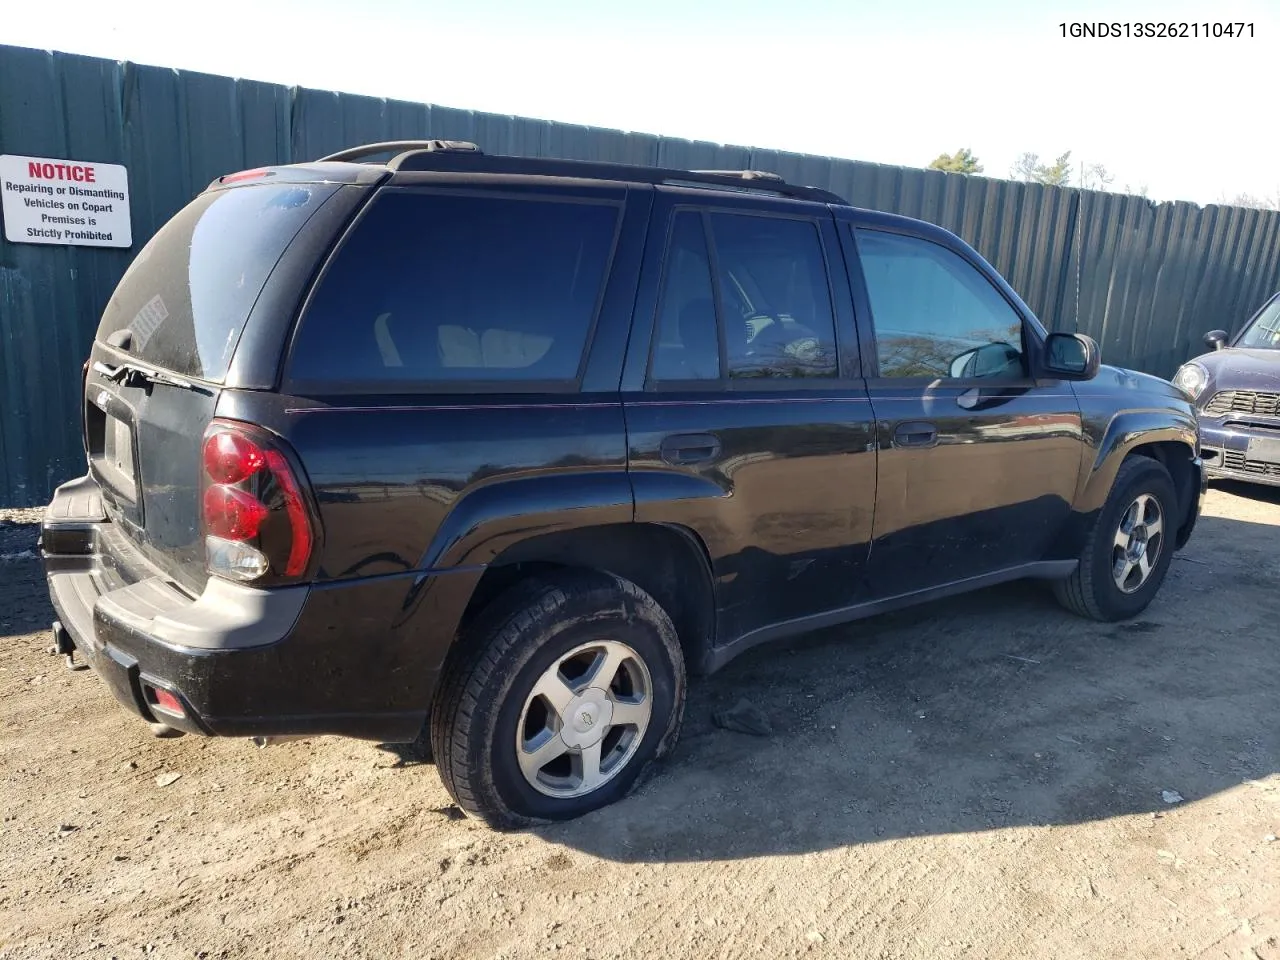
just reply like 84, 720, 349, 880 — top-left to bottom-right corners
1080, 163, 1115, 191
1010, 152, 1041, 182
1219, 191, 1280, 211
1009, 151, 1073, 187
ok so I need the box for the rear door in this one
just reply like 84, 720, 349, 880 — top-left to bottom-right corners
839, 213, 1084, 598
622, 188, 877, 646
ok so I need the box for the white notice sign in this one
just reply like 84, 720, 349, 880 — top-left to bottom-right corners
0, 154, 131, 248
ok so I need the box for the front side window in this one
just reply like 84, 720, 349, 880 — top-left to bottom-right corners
290, 191, 620, 385
649, 210, 839, 382
855, 228, 1025, 380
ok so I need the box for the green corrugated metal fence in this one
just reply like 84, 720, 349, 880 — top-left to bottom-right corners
3, 43, 1280, 506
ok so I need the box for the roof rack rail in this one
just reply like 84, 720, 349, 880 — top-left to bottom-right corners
319, 140, 482, 163
383, 149, 848, 205
689, 169, 786, 183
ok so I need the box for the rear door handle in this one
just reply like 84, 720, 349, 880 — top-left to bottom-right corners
660, 433, 721, 466
893, 421, 938, 449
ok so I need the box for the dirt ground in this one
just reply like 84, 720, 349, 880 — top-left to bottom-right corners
1, 486, 1277, 960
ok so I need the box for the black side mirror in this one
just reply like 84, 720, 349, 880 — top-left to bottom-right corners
1203, 329, 1229, 351
1043, 332, 1101, 381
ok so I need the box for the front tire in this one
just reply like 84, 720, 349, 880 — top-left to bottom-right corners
1053, 455, 1178, 621
430, 570, 686, 828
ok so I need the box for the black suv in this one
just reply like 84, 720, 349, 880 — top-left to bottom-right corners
41, 141, 1204, 827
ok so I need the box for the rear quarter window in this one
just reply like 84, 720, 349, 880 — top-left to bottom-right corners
96, 183, 339, 381
287, 190, 621, 389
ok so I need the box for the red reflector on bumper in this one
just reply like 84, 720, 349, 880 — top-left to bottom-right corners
149, 687, 184, 717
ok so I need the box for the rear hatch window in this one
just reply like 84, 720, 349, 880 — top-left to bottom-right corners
96, 182, 340, 380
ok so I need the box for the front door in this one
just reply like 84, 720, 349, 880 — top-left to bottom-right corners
841, 217, 1085, 598
622, 188, 877, 646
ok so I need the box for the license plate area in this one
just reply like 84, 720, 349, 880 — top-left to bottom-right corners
85, 390, 140, 509
1246, 435, 1280, 463
103, 415, 135, 487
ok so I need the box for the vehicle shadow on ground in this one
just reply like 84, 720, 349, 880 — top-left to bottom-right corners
0, 519, 47, 643
6, 506, 1278, 864
539, 509, 1280, 862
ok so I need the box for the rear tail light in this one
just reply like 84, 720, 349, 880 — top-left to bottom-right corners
200, 420, 317, 582
203, 431, 267, 484
206, 537, 270, 580
204, 485, 269, 540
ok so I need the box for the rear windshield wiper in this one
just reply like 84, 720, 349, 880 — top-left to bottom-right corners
91, 359, 205, 392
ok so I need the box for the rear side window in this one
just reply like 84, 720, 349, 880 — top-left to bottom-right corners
289, 191, 621, 386
711, 213, 837, 379
96, 183, 339, 382
651, 212, 721, 381
650, 209, 839, 382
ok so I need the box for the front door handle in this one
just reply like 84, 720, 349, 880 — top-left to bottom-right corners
893, 421, 938, 449
660, 433, 722, 466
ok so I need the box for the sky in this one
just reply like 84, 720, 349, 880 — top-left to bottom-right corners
4, 0, 1279, 205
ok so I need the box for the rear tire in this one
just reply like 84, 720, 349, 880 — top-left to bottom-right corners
430, 569, 686, 828
1053, 455, 1178, 621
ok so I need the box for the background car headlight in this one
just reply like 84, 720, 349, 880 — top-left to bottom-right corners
1172, 362, 1209, 400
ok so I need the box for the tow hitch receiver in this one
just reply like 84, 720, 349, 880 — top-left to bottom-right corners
49, 621, 88, 671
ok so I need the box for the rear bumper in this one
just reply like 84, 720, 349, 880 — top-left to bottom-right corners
1200, 420, 1280, 486
41, 474, 479, 741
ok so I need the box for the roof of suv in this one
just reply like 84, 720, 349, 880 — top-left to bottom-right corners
213, 140, 851, 206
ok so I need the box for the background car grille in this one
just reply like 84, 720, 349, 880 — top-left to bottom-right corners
1221, 450, 1280, 477
1204, 390, 1280, 416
